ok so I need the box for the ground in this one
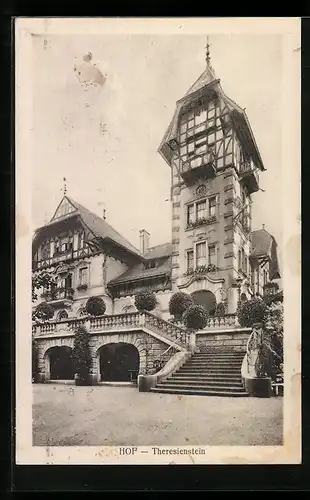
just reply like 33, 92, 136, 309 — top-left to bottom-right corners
33, 384, 283, 447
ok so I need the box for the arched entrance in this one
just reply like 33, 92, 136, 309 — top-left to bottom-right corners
48, 346, 74, 380
99, 343, 140, 382
191, 290, 217, 315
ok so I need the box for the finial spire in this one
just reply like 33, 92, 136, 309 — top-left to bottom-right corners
63, 177, 67, 196
205, 36, 211, 68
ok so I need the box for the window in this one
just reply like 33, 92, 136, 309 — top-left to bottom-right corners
58, 310, 68, 321
187, 250, 194, 272
41, 242, 50, 260
79, 267, 88, 285
187, 204, 195, 225
209, 197, 216, 216
145, 260, 156, 270
208, 245, 216, 266
196, 201, 207, 220
79, 232, 85, 249
263, 269, 268, 285
54, 240, 60, 255
238, 250, 242, 270
196, 242, 206, 267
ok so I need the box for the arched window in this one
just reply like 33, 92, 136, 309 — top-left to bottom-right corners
58, 310, 68, 321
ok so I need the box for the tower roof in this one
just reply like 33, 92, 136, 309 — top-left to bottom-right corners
158, 44, 266, 173
251, 228, 281, 280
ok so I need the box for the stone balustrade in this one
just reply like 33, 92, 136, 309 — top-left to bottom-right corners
90, 312, 141, 331
205, 314, 239, 328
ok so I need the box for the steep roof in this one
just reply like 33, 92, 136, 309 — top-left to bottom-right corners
158, 64, 265, 172
108, 242, 172, 286
33, 196, 142, 259
251, 228, 281, 280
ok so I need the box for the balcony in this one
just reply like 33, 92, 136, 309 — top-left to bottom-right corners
181, 152, 216, 186
239, 161, 259, 194
41, 287, 74, 307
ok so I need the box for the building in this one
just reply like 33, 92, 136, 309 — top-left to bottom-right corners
32, 42, 281, 393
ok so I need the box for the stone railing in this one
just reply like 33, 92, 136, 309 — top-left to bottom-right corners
33, 311, 188, 348
90, 312, 141, 331
205, 314, 239, 328
143, 311, 187, 345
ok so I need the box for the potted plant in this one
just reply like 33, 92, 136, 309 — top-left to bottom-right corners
168, 291, 194, 321
72, 325, 92, 386
182, 305, 209, 331
86, 296, 106, 316
134, 291, 157, 312
237, 297, 267, 328
77, 283, 88, 291
33, 302, 54, 322
214, 301, 226, 317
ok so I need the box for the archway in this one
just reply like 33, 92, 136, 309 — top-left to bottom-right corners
191, 290, 217, 315
48, 346, 74, 380
57, 310, 69, 321
99, 343, 140, 382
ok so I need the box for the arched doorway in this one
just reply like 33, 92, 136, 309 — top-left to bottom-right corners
99, 343, 140, 382
48, 346, 74, 380
191, 290, 217, 315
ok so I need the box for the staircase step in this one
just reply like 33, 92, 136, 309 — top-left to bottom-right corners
156, 382, 245, 392
178, 367, 241, 373
170, 375, 243, 383
150, 387, 248, 397
162, 379, 244, 388
184, 362, 242, 368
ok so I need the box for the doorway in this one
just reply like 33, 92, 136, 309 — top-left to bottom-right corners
99, 343, 140, 382
49, 346, 74, 380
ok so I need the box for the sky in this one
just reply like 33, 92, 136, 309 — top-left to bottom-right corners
31, 33, 282, 271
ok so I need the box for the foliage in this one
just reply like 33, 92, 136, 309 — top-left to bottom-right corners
185, 263, 218, 276
214, 301, 226, 317
237, 297, 267, 328
32, 272, 56, 302
33, 302, 54, 322
32, 339, 39, 382
86, 296, 106, 316
182, 305, 209, 331
186, 215, 217, 229
134, 291, 157, 312
72, 325, 92, 382
168, 292, 194, 319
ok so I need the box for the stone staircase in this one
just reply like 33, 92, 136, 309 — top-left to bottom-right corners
151, 350, 248, 397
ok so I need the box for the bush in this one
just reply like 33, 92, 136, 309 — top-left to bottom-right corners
86, 296, 106, 316
182, 305, 209, 330
214, 302, 226, 317
34, 302, 54, 322
168, 292, 194, 319
134, 291, 157, 312
237, 297, 267, 328
72, 325, 92, 383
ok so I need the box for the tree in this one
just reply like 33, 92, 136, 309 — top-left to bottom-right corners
134, 291, 157, 312
168, 292, 194, 319
182, 305, 209, 330
72, 325, 92, 384
237, 297, 267, 328
86, 296, 106, 316
33, 302, 54, 322
32, 271, 56, 302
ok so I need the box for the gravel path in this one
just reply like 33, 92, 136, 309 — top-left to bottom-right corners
33, 384, 283, 447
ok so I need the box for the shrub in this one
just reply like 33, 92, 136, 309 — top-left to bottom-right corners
86, 296, 106, 316
168, 292, 194, 319
134, 291, 157, 312
72, 325, 92, 383
34, 302, 54, 322
182, 305, 209, 330
214, 301, 226, 317
237, 297, 267, 328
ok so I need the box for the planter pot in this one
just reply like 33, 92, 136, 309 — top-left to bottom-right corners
245, 377, 272, 398
138, 374, 156, 392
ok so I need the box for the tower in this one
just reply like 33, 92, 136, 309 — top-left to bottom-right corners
158, 39, 266, 314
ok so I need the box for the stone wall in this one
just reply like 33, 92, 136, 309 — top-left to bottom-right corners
195, 328, 251, 352
36, 329, 176, 383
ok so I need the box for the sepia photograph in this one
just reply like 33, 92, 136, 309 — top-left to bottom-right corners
15, 18, 301, 465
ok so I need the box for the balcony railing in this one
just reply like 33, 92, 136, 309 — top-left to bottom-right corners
239, 161, 259, 194
181, 152, 216, 186
33, 248, 90, 270
41, 288, 74, 303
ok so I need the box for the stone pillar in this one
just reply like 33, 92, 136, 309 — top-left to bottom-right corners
90, 353, 100, 385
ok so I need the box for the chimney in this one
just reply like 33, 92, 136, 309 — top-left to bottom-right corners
139, 229, 150, 254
